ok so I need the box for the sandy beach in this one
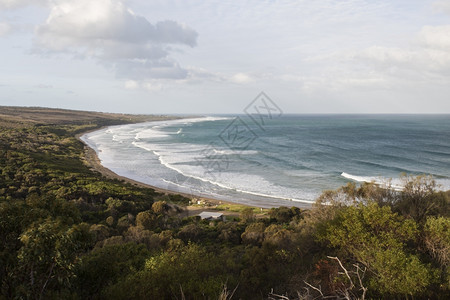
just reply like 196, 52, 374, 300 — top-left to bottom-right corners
77, 127, 267, 217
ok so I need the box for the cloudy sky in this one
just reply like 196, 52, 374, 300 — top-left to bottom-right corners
1, 0, 450, 114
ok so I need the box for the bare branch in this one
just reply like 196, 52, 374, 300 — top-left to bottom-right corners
303, 281, 324, 297
179, 284, 186, 300
327, 256, 354, 289
353, 264, 368, 300
218, 283, 239, 300
39, 261, 55, 300
268, 288, 290, 300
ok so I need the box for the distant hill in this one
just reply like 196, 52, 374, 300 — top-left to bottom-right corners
0, 106, 174, 128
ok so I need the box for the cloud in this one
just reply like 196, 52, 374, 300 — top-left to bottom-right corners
433, 0, 450, 14
418, 25, 450, 50
230, 73, 254, 84
34, 0, 197, 81
0, 22, 11, 36
115, 59, 188, 80
0, 0, 46, 10
355, 27, 450, 75
142, 81, 163, 92
36, 83, 52, 88
36, 1, 197, 49
124, 80, 139, 90
303, 20, 450, 94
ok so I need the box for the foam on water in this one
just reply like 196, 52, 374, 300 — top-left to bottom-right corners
341, 172, 404, 190
135, 128, 171, 140
81, 115, 450, 207
213, 149, 259, 155
340, 172, 450, 192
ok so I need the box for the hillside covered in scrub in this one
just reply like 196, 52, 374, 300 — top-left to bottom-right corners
0, 107, 448, 299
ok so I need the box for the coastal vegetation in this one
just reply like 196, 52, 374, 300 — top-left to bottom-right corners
0, 107, 449, 299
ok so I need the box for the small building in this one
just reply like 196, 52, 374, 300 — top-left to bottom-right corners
198, 211, 225, 221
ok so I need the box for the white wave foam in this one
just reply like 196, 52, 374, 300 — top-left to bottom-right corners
437, 179, 450, 191
132, 141, 157, 154
132, 136, 313, 203
112, 135, 129, 143
342, 172, 450, 192
83, 116, 316, 205
133, 116, 232, 141
341, 172, 403, 190
213, 149, 259, 155
156, 150, 315, 203
231, 185, 315, 203
341, 172, 378, 183
135, 128, 171, 140
177, 116, 232, 124
151, 116, 232, 128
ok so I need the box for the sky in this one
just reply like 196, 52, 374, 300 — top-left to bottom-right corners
1, 0, 450, 114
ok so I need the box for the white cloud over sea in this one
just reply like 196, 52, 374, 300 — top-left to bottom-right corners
0, 0, 450, 113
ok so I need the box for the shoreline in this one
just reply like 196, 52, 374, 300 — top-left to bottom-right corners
77, 122, 267, 214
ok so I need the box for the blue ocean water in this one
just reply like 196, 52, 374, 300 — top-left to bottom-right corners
81, 115, 450, 208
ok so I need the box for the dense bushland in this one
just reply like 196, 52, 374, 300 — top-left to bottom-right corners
0, 110, 448, 299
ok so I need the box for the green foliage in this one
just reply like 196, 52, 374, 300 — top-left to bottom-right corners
16, 219, 93, 298
241, 222, 266, 246
104, 243, 239, 299
178, 223, 205, 243
424, 216, 450, 292
397, 175, 448, 222
319, 202, 434, 296
240, 207, 255, 223
151, 200, 169, 214
424, 216, 450, 269
0, 117, 161, 298
217, 222, 243, 245
0, 110, 449, 299
268, 206, 301, 223
136, 210, 159, 230
74, 243, 150, 298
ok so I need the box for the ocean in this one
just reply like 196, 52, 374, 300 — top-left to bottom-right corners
81, 115, 450, 208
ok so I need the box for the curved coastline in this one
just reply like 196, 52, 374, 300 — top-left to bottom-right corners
79, 118, 318, 208
78, 115, 450, 210
77, 122, 276, 210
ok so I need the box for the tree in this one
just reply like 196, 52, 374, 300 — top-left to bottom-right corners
151, 201, 168, 215
16, 219, 93, 299
241, 222, 266, 246
240, 207, 255, 223
423, 216, 450, 291
397, 175, 445, 222
263, 224, 297, 251
103, 243, 238, 299
217, 222, 242, 244
423, 216, 450, 269
178, 223, 204, 243
0, 200, 29, 297
74, 243, 150, 298
318, 202, 433, 297
268, 206, 300, 223
136, 210, 158, 230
